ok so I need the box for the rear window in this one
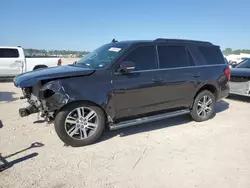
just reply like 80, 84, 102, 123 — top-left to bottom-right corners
0, 48, 19, 58
199, 46, 225, 65
236, 59, 250, 68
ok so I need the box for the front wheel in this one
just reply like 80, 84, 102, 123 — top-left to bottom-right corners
54, 102, 106, 147
190, 90, 215, 122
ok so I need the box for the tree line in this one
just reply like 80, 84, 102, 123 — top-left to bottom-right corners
24, 48, 89, 57
223, 48, 250, 55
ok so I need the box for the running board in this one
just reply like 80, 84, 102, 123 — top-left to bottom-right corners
109, 109, 190, 130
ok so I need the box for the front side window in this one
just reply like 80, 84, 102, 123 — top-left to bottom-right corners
77, 42, 130, 69
158, 45, 190, 68
123, 45, 157, 71
236, 59, 250, 68
0, 48, 19, 58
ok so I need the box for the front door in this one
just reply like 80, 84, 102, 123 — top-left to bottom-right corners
112, 45, 162, 121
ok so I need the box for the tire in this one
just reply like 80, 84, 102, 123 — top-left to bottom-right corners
190, 90, 215, 122
54, 102, 106, 147
33, 65, 47, 70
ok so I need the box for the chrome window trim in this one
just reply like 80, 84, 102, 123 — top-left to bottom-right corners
114, 64, 226, 75
155, 45, 160, 68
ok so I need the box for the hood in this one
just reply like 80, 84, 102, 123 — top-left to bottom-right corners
231, 68, 250, 77
14, 65, 95, 88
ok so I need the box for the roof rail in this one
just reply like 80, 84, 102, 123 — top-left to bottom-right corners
154, 38, 213, 45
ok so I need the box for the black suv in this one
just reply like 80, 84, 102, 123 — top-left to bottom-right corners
14, 38, 230, 147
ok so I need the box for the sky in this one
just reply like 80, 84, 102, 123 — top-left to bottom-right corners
1, 0, 250, 51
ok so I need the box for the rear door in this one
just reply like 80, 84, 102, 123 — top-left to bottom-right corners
155, 44, 199, 110
112, 44, 163, 120
0, 48, 24, 77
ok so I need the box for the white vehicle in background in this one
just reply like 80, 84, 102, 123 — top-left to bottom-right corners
225, 53, 250, 67
0, 46, 62, 77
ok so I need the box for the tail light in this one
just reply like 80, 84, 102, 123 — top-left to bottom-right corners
57, 59, 62, 66
224, 67, 231, 81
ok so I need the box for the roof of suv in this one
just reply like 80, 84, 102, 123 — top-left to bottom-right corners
113, 38, 215, 46
153, 38, 213, 45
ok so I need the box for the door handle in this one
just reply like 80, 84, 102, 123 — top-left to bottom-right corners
193, 73, 201, 78
152, 77, 163, 83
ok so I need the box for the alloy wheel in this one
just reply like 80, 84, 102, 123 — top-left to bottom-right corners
197, 95, 213, 118
64, 107, 99, 140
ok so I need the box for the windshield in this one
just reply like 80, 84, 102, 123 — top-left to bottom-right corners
77, 42, 130, 69
236, 59, 250, 68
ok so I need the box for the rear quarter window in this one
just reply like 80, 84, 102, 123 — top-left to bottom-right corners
0, 48, 19, 58
199, 46, 225, 65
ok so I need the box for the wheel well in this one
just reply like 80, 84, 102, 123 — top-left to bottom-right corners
57, 100, 108, 122
33, 65, 48, 70
194, 84, 218, 101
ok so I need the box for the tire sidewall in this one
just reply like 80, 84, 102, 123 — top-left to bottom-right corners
191, 90, 215, 122
54, 102, 106, 147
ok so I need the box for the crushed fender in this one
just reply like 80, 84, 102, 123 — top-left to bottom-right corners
40, 80, 75, 111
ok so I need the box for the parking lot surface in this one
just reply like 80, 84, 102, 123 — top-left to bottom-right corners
0, 82, 250, 188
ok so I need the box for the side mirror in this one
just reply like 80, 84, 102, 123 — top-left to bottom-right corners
118, 61, 135, 74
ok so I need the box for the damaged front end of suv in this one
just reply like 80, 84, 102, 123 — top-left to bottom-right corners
18, 80, 74, 121
13, 65, 95, 121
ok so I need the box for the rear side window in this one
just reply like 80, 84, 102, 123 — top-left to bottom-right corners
158, 45, 190, 68
123, 45, 157, 71
0, 48, 19, 58
199, 46, 225, 65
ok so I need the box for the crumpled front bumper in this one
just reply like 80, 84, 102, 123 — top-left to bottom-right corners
18, 80, 75, 118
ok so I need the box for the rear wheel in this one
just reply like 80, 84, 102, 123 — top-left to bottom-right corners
54, 102, 106, 147
190, 90, 215, 122
33, 65, 47, 70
